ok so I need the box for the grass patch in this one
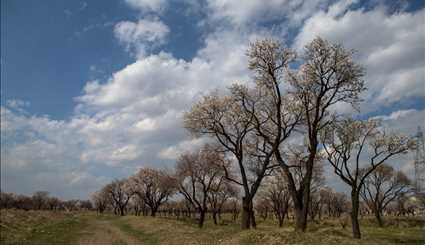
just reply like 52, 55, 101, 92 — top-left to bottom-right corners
0, 209, 89, 245
109, 214, 425, 245
104, 215, 160, 244
109, 215, 245, 244
2, 209, 424, 244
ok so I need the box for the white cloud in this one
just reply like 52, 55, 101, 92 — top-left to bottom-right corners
124, 0, 167, 14
1, 28, 257, 198
294, 3, 425, 111
158, 137, 206, 160
378, 109, 424, 181
114, 18, 170, 56
134, 118, 157, 131
373, 109, 419, 121
374, 109, 425, 135
205, 0, 332, 27
2, 1, 424, 199
6, 99, 30, 109
1, 107, 108, 199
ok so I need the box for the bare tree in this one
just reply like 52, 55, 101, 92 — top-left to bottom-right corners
273, 37, 365, 232
224, 198, 240, 223
14, 195, 33, 210
79, 200, 93, 210
63, 200, 79, 211
262, 169, 291, 227
129, 194, 147, 216
32, 191, 49, 210
0, 192, 15, 209
324, 190, 349, 218
185, 91, 260, 229
322, 118, 414, 238
129, 167, 176, 217
104, 179, 133, 216
176, 144, 227, 228
308, 188, 327, 222
360, 164, 411, 226
92, 190, 109, 214
184, 39, 299, 229
46, 197, 61, 211
277, 144, 326, 223
208, 180, 238, 225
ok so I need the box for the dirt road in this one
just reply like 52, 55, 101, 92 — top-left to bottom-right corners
75, 218, 141, 245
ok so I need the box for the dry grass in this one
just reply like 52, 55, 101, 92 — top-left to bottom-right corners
106, 214, 425, 245
1, 209, 424, 244
75, 219, 140, 245
0, 209, 89, 244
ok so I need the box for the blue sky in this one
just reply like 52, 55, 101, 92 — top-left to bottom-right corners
1, 0, 424, 199
1, 0, 203, 118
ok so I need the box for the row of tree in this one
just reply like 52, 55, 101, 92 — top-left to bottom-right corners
91, 147, 237, 228
91, 148, 414, 232
93, 37, 417, 239
182, 37, 415, 238
2, 37, 417, 240
0, 191, 92, 211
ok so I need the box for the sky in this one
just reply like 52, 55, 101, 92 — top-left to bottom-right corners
1, 0, 424, 200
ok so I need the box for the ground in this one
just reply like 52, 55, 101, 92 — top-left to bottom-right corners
1, 209, 424, 244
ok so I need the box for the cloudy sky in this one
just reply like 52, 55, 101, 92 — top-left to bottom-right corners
1, 0, 424, 199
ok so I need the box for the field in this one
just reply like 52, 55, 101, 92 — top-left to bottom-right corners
1, 209, 424, 245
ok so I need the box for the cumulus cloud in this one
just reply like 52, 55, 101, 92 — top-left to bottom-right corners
1, 26, 264, 198
378, 109, 424, 181
294, 2, 425, 111
158, 137, 207, 160
114, 18, 170, 56
124, 0, 167, 14
374, 109, 425, 135
205, 0, 332, 27
0, 106, 108, 199
2, 0, 423, 199
6, 99, 30, 109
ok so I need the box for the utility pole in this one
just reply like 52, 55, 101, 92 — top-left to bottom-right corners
414, 127, 425, 194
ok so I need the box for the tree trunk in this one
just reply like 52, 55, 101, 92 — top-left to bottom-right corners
293, 189, 309, 232
277, 204, 287, 227
350, 190, 361, 239
241, 197, 252, 229
212, 212, 218, 225
198, 210, 206, 228
278, 214, 284, 227
290, 166, 312, 232
232, 209, 238, 222
375, 210, 383, 227
151, 206, 158, 217
250, 207, 257, 228
294, 205, 307, 231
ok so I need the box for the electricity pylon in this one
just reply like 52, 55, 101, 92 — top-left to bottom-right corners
414, 127, 425, 194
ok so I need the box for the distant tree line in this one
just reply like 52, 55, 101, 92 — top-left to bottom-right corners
91, 157, 420, 231
0, 191, 92, 211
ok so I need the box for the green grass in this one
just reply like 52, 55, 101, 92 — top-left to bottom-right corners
0, 209, 90, 245
101, 215, 160, 244
1, 209, 424, 244
24, 215, 87, 244
104, 214, 425, 245
106, 215, 244, 244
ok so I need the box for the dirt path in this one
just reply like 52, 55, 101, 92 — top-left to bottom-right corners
75, 218, 141, 245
